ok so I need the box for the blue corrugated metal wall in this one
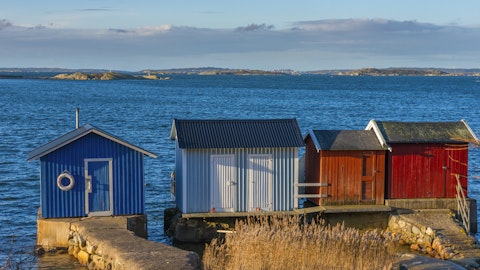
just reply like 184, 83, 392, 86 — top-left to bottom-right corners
40, 133, 145, 218
177, 147, 298, 213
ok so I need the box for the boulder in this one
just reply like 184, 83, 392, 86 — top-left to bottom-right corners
77, 250, 90, 265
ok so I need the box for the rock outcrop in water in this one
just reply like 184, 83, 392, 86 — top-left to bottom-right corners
52, 72, 157, 80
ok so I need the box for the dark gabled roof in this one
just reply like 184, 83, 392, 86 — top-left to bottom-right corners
306, 130, 387, 151
170, 118, 305, 149
366, 119, 479, 144
27, 124, 157, 161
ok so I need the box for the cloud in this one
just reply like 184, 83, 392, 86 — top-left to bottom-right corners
134, 25, 173, 35
75, 8, 115, 12
235, 23, 275, 32
108, 25, 173, 35
108, 28, 130, 34
288, 19, 476, 55
1, 18, 480, 70
0, 19, 13, 30
293, 18, 442, 32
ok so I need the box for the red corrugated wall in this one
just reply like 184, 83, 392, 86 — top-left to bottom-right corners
387, 143, 468, 199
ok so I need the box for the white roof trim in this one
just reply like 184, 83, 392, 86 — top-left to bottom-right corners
305, 129, 322, 153
461, 119, 480, 145
365, 119, 392, 152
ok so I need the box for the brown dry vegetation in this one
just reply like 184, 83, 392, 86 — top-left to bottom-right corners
203, 215, 397, 270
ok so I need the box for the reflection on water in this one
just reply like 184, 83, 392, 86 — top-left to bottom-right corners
35, 253, 87, 270
3, 251, 86, 270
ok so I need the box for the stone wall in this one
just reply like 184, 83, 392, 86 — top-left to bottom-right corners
67, 216, 200, 269
68, 223, 115, 269
388, 211, 458, 259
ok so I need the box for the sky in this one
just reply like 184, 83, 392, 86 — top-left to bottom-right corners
1, 0, 480, 71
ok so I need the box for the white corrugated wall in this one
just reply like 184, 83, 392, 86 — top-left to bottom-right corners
179, 147, 298, 213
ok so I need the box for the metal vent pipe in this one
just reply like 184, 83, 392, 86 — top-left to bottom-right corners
76, 108, 79, 129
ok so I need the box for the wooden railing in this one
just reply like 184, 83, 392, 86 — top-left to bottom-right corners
455, 173, 470, 233
295, 182, 329, 199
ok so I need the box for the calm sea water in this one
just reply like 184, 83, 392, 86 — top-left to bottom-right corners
1, 75, 479, 268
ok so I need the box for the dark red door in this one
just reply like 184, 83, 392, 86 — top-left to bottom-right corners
423, 146, 446, 198
361, 154, 375, 202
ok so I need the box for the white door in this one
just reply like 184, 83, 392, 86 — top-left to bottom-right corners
85, 158, 113, 216
211, 155, 236, 212
248, 154, 273, 211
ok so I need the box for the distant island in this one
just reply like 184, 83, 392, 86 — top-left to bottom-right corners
332, 68, 451, 76
51, 71, 168, 81
141, 67, 480, 76
1, 67, 480, 80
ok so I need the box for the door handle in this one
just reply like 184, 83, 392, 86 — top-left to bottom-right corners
86, 176, 92, 193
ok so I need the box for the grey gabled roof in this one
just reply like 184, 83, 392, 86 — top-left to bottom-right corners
170, 118, 305, 149
366, 119, 479, 144
306, 130, 387, 151
27, 124, 157, 161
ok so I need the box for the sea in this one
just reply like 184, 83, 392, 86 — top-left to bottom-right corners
1, 74, 479, 269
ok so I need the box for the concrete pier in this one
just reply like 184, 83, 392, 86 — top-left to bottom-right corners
386, 198, 477, 233
37, 216, 200, 269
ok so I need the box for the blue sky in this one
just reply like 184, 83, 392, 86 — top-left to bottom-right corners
1, 0, 480, 71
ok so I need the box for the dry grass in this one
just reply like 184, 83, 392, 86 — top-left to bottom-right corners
203, 215, 397, 270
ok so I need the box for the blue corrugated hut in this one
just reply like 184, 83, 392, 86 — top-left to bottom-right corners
169, 119, 305, 214
28, 124, 157, 218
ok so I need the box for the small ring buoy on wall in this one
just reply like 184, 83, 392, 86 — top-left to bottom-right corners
57, 171, 75, 191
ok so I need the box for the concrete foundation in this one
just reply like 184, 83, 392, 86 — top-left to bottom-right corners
319, 211, 391, 230
37, 218, 73, 248
37, 214, 148, 249
165, 206, 393, 243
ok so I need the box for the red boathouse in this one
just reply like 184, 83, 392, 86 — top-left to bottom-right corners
366, 119, 479, 199
303, 129, 388, 206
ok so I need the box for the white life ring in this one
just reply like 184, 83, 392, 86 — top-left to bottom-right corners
57, 171, 75, 191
